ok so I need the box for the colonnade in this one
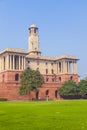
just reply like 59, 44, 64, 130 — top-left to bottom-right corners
57, 60, 77, 74
0, 54, 26, 71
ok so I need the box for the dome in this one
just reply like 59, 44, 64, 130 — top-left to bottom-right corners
30, 24, 36, 28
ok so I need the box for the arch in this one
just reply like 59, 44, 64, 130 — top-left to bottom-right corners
46, 90, 49, 96
70, 76, 73, 80
15, 74, 19, 81
36, 91, 39, 100
59, 77, 61, 82
55, 90, 58, 98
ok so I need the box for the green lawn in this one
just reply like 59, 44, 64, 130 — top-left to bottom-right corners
0, 100, 87, 130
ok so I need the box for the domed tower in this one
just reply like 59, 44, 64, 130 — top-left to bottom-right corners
28, 24, 41, 56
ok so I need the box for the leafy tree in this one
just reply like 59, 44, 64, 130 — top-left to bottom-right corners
78, 79, 87, 98
19, 69, 44, 95
58, 80, 79, 98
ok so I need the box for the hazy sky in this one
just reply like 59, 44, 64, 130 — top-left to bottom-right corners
0, 0, 87, 79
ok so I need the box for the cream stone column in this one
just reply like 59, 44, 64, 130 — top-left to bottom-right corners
74, 61, 77, 74
67, 61, 70, 74
57, 62, 59, 74
22, 56, 23, 70
19, 55, 20, 70
61, 61, 63, 74
3, 56, 4, 70
24, 57, 25, 69
13, 55, 15, 70
6, 55, 9, 70
63, 60, 67, 74
72, 61, 74, 74
9, 55, 11, 70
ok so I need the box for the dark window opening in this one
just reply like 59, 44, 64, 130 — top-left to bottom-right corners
59, 62, 61, 72
27, 67, 30, 70
51, 63, 53, 66
52, 78, 55, 82
70, 76, 73, 80
46, 90, 49, 96
55, 90, 58, 98
46, 78, 49, 82
59, 77, 61, 82
46, 69, 48, 74
36, 91, 39, 100
15, 74, 19, 81
28, 61, 30, 63
34, 29, 36, 33
51, 69, 54, 74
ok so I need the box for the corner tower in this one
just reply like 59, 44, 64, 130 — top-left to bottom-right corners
28, 24, 41, 56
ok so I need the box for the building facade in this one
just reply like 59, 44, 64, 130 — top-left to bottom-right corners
0, 24, 79, 100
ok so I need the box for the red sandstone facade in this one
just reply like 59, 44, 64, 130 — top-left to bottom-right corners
0, 70, 79, 100
0, 24, 79, 100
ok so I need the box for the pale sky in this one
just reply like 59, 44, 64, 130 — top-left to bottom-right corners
0, 0, 87, 79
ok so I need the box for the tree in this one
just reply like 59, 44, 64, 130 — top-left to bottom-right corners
58, 80, 79, 99
19, 69, 44, 95
78, 79, 87, 98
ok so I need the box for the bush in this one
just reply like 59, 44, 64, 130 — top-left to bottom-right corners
0, 98, 8, 101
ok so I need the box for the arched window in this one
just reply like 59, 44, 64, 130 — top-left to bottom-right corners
46, 90, 49, 96
36, 91, 39, 100
59, 77, 61, 82
15, 74, 19, 81
55, 90, 58, 98
70, 76, 73, 80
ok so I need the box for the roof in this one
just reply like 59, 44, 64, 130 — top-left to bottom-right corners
26, 54, 78, 61
30, 24, 37, 28
0, 48, 27, 55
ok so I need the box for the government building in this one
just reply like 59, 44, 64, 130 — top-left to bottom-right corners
0, 24, 79, 100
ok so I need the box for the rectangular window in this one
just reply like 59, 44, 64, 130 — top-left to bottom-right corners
46, 69, 48, 74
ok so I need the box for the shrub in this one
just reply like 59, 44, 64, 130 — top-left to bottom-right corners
0, 98, 8, 101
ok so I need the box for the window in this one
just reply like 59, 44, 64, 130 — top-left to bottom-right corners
70, 76, 73, 80
59, 77, 61, 82
52, 78, 55, 82
46, 69, 48, 74
51, 63, 53, 66
15, 74, 19, 81
46, 90, 49, 96
55, 90, 58, 98
27, 67, 30, 70
51, 69, 54, 74
34, 29, 36, 33
45, 62, 48, 65
46, 78, 49, 82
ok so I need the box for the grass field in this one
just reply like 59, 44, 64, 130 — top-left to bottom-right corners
0, 100, 87, 130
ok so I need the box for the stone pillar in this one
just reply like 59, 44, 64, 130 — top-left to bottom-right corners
6, 55, 9, 70
9, 55, 11, 70
57, 62, 59, 74
13, 55, 14, 70
61, 61, 63, 74
67, 61, 70, 74
22, 56, 23, 70
74, 61, 77, 74
19, 55, 20, 70
63, 60, 67, 74
24, 57, 26, 69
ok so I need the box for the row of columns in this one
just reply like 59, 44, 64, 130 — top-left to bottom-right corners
57, 60, 77, 74
0, 54, 26, 71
